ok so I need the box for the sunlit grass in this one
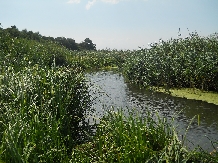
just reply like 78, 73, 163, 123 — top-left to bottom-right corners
72, 109, 218, 163
0, 66, 91, 162
122, 32, 218, 94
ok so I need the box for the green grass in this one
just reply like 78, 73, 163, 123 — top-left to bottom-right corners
72, 109, 218, 163
0, 66, 92, 162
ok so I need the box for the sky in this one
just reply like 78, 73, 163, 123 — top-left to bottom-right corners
0, 0, 218, 50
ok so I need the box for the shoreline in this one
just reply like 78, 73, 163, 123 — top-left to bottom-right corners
155, 87, 218, 106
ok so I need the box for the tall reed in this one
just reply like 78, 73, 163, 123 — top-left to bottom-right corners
122, 32, 218, 92
0, 65, 91, 162
72, 109, 201, 162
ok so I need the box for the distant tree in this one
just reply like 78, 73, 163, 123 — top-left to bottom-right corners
5, 25, 20, 38
0, 24, 97, 51
79, 38, 96, 50
55, 37, 79, 51
21, 29, 28, 38
66, 38, 79, 50
29, 31, 41, 41
43, 36, 55, 42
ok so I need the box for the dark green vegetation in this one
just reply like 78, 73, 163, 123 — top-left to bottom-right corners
0, 66, 91, 162
0, 27, 93, 162
1, 25, 96, 51
122, 32, 218, 92
73, 109, 218, 162
0, 24, 218, 162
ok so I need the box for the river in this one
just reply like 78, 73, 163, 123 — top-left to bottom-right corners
85, 71, 218, 152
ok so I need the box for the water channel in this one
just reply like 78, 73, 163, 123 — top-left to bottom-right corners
85, 71, 218, 152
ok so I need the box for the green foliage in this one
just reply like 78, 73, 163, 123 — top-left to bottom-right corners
79, 38, 96, 51
1, 24, 96, 51
55, 37, 79, 51
72, 109, 218, 162
1, 26, 217, 162
70, 49, 129, 70
122, 32, 218, 92
0, 66, 91, 162
0, 28, 93, 162
0, 30, 72, 70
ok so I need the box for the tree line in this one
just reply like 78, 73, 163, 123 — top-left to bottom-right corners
0, 24, 96, 51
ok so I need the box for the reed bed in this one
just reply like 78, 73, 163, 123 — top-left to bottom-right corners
0, 66, 92, 162
0, 30, 94, 162
72, 109, 218, 163
122, 32, 218, 92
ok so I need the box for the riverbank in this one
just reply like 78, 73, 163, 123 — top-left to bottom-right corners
1, 28, 218, 162
72, 109, 218, 162
155, 87, 218, 106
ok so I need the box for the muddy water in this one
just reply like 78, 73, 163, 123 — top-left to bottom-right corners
86, 71, 218, 152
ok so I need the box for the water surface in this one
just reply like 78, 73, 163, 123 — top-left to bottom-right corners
86, 71, 218, 152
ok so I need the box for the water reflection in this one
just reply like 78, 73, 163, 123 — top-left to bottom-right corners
127, 83, 218, 152
127, 83, 218, 129
86, 71, 218, 152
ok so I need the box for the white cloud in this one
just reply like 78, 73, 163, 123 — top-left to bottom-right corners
101, 0, 121, 4
85, 0, 124, 10
86, 0, 97, 10
67, 0, 80, 4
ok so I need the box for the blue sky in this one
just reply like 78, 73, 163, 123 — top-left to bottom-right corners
0, 0, 218, 50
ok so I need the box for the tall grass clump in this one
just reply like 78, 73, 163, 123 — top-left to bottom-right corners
0, 65, 92, 162
73, 109, 207, 162
122, 32, 218, 92
73, 109, 218, 162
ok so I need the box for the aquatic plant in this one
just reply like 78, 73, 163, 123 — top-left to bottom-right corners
72, 109, 218, 162
122, 32, 218, 92
0, 66, 91, 162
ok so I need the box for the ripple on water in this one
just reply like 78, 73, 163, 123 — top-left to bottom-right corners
86, 71, 218, 152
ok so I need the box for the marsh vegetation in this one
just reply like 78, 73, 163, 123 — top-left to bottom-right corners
0, 26, 218, 162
